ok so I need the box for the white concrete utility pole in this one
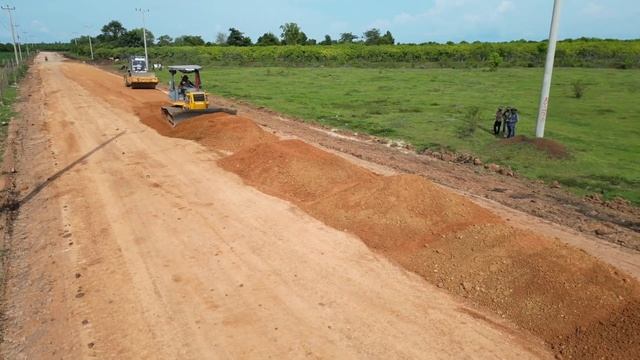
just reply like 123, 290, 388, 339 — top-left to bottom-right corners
136, 8, 150, 70
15, 24, 22, 61
22, 31, 29, 58
85, 25, 94, 60
535, 0, 563, 138
1, 5, 19, 65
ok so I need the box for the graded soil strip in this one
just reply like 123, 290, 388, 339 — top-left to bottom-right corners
217, 136, 640, 358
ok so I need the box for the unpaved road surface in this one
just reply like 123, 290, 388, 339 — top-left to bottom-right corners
0, 54, 552, 359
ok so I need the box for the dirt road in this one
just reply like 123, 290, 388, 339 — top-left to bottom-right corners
0, 54, 553, 358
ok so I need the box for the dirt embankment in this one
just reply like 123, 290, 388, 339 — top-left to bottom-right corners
142, 104, 640, 359
502, 135, 570, 159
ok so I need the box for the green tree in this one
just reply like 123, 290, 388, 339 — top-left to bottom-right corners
339, 32, 358, 44
174, 35, 205, 46
380, 31, 395, 45
99, 20, 127, 42
226, 28, 252, 46
118, 28, 154, 47
215, 32, 227, 45
257, 32, 280, 46
156, 35, 173, 46
319, 35, 334, 45
280, 23, 307, 45
363, 28, 382, 45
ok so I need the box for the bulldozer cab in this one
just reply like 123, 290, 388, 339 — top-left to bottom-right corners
168, 65, 202, 101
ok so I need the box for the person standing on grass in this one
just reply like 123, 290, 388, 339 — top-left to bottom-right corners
507, 108, 519, 138
494, 107, 503, 135
501, 107, 511, 136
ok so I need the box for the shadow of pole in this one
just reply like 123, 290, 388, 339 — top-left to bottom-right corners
11, 131, 126, 210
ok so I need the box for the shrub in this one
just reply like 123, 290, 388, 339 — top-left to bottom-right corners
571, 79, 587, 99
488, 52, 503, 71
456, 106, 481, 138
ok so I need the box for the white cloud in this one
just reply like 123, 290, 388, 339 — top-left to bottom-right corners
497, 1, 514, 14
393, 13, 416, 25
581, 2, 610, 17
31, 20, 49, 33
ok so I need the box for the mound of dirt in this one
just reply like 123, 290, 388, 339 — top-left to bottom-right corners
306, 175, 501, 251
218, 139, 378, 202
134, 102, 277, 152
504, 135, 570, 159
402, 224, 640, 360
216, 134, 640, 359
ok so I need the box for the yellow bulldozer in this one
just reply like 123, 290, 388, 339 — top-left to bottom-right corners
161, 65, 237, 126
124, 56, 159, 89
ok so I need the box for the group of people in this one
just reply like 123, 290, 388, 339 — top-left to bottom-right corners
494, 107, 519, 138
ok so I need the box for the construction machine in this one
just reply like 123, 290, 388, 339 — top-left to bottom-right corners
124, 56, 159, 89
161, 65, 237, 126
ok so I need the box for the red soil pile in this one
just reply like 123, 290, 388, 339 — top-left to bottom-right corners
136, 98, 638, 359
217, 135, 640, 359
306, 175, 501, 252
504, 135, 570, 159
134, 102, 277, 152
401, 224, 640, 360
218, 139, 378, 203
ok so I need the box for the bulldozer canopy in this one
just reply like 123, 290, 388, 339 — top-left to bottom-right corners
168, 65, 202, 74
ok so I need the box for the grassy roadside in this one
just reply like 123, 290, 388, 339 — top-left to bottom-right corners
0, 56, 29, 299
158, 67, 639, 204
0, 87, 17, 156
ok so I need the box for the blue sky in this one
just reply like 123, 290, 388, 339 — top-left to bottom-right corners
1, 0, 638, 44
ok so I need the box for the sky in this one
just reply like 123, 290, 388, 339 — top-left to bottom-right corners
1, 0, 639, 44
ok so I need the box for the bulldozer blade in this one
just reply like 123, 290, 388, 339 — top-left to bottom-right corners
161, 106, 238, 127
131, 82, 158, 89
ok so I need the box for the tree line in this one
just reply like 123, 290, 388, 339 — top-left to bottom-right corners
67, 20, 395, 48
69, 39, 639, 70
7, 19, 635, 69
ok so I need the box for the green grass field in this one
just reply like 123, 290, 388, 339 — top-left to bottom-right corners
157, 67, 640, 204
0, 87, 16, 157
0, 51, 17, 63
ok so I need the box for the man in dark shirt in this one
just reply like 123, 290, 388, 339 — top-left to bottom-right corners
506, 108, 519, 138
502, 107, 511, 137
494, 108, 503, 135
178, 75, 195, 99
